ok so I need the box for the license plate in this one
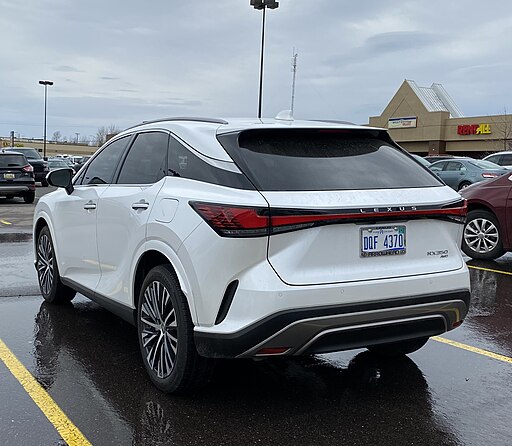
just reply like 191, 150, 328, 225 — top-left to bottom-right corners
3, 173, 15, 179
360, 225, 406, 257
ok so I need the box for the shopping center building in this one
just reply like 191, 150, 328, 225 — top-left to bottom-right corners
369, 80, 512, 157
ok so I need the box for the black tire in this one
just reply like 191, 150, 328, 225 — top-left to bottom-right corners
36, 226, 76, 304
41, 179, 49, 187
137, 265, 214, 394
462, 210, 504, 260
23, 191, 35, 204
367, 337, 429, 357
458, 181, 471, 191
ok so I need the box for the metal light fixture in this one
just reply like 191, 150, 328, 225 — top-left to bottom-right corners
38, 80, 54, 158
250, 0, 279, 119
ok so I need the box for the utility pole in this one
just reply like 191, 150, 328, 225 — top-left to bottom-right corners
75, 132, 80, 143
290, 49, 298, 116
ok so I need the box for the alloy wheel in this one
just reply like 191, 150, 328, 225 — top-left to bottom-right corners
36, 234, 54, 295
464, 217, 499, 254
140, 281, 178, 379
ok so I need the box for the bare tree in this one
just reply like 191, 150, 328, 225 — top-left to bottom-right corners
52, 131, 62, 142
95, 124, 121, 146
490, 108, 512, 152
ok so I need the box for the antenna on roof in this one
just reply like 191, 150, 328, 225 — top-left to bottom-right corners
290, 48, 298, 116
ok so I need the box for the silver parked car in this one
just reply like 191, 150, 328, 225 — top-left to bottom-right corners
429, 158, 509, 191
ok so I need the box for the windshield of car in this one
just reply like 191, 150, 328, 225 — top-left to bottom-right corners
469, 160, 504, 169
9, 148, 42, 160
0, 154, 26, 167
219, 129, 442, 191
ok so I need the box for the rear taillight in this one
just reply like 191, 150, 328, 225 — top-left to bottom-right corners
482, 173, 499, 178
190, 199, 467, 238
190, 203, 269, 237
22, 164, 33, 172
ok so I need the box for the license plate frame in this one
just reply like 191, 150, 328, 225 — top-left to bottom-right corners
360, 225, 406, 257
3, 173, 15, 180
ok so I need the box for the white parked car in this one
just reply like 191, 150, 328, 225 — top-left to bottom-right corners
482, 151, 512, 169
33, 117, 471, 393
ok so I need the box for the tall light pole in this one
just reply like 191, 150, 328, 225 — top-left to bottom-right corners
38, 80, 53, 158
250, 0, 279, 119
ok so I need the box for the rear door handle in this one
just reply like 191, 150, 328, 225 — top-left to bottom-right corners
132, 200, 150, 210
83, 201, 96, 210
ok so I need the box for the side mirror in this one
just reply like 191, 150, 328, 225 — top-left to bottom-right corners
47, 168, 74, 195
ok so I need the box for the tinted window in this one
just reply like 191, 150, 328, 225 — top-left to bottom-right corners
0, 154, 26, 167
485, 155, 500, 165
82, 136, 129, 185
219, 129, 441, 191
501, 154, 512, 165
117, 132, 168, 184
168, 135, 254, 190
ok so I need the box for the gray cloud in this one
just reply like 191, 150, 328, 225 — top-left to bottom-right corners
54, 65, 83, 72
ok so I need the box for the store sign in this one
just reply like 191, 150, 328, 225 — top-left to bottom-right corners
457, 124, 491, 135
388, 117, 417, 129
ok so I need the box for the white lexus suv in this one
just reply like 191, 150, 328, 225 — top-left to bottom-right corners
34, 117, 470, 393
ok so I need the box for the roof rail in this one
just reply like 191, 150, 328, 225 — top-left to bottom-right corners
140, 117, 229, 125
312, 119, 356, 125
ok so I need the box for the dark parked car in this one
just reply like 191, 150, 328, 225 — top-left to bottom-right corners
48, 158, 74, 172
0, 150, 36, 203
429, 158, 508, 191
460, 172, 512, 260
4, 147, 49, 186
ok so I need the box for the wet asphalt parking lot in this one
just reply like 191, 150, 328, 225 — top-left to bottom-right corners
0, 187, 511, 446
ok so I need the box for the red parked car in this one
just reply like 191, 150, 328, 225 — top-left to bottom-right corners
460, 172, 512, 259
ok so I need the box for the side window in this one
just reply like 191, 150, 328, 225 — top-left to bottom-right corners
485, 155, 500, 165
430, 162, 445, 172
82, 136, 130, 185
167, 135, 254, 190
445, 161, 463, 171
117, 132, 169, 184
501, 154, 512, 165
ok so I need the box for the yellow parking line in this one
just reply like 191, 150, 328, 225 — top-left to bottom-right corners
432, 336, 512, 364
0, 219, 11, 225
467, 264, 512, 276
0, 339, 92, 446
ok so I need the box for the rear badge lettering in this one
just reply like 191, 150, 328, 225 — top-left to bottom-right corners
427, 250, 449, 258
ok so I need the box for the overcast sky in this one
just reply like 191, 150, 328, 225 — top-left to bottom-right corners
2, 0, 512, 141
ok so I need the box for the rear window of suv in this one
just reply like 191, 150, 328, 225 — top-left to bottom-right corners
218, 129, 441, 191
0, 154, 26, 167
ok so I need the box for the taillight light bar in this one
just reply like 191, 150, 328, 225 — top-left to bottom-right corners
190, 200, 467, 238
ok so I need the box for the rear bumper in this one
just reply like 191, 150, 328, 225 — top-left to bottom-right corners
194, 290, 470, 358
0, 184, 34, 195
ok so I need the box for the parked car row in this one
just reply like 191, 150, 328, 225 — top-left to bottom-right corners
413, 152, 512, 261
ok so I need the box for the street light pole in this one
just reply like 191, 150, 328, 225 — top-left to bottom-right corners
251, 0, 279, 119
38, 80, 53, 158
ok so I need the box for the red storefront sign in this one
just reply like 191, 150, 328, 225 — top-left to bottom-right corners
457, 124, 491, 135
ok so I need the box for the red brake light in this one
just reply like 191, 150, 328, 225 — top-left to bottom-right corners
191, 203, 269, 237
22, 164, 33, 172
